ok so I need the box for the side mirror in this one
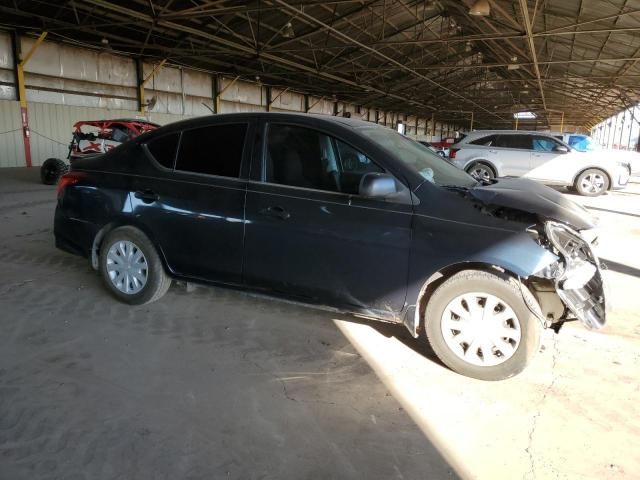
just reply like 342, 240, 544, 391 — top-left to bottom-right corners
359, 173, 398, 198
554, 145, 569, 154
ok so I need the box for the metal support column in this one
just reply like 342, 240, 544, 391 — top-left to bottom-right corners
266, 86, 272, 112
211, 75, 219, 114
14, 31, 47, 168
139, 59, 166, 114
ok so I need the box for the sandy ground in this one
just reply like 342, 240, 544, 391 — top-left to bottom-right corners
0, 167, 638, 480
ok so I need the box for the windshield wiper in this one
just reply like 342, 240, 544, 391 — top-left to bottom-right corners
440, 184, 472, 192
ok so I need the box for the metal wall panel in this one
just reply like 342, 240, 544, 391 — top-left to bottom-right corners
221, 78, 263, 106
142, 62, 181, 93
0, 32, 13, 69
0, 100, 24, 168
270, 88, 303, 112
220, 100, 265, 113
27, 73, 138, 109
22, 37, 136, 86
307, 97, 334, 115
183, 69, 211, 98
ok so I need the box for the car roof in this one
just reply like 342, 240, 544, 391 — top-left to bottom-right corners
154, 112, 379, 132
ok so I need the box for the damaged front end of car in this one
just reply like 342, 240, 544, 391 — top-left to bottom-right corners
527, 221, 607, 331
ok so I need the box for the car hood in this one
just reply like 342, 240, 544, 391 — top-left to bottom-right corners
468, 177, 596, 230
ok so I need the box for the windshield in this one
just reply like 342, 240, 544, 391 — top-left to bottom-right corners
358, 126, 478, 188
568, 134, 598, 152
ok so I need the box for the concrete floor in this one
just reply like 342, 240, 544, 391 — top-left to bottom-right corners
0, 168, 638, 480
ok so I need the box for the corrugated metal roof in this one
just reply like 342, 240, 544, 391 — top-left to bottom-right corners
1, 0, 639, 129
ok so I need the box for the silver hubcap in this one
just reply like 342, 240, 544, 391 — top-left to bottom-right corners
469, 165, 492, 181
441, 293, 521, 367
580, 173, 605, 193
106, 240, 148, 294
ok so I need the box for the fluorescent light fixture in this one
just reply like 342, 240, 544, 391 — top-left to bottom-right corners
469, 0, 490, 16
282, 22, 295, 39
513, 111, 537, 119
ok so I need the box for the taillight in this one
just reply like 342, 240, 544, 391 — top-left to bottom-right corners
449, 148, 459, 159
57, 173, 80, 199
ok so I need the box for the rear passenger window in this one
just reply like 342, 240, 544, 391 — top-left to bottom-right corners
176, 124, 247, 177
147, 133, 180, 169
495, 135, 532, 150
469, 135, 497, 146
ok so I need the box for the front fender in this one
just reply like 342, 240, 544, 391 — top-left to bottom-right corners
403, 214, 558, 337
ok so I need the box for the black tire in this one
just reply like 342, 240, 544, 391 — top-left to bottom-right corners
40, 158, 69, 185
574, 168, 609, 197
99, 226, 171, 305
424, 270, 542, 381
465, 162, 495, 182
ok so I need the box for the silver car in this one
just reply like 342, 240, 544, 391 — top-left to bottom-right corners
450, 130, 631, 196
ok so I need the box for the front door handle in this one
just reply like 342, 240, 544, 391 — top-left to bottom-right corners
260, 206, 290, 220
134, 190, 159, 203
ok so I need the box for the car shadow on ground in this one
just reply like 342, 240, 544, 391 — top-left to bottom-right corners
331, 311, 446, 367
584, 205, 640, 218
601, 258, 640, 278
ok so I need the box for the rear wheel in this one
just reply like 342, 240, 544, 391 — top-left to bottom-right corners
466, 162, 495, 182
40, 158, 69, 185
99, 226, 171, 305
424, 270, 541, 381
574, 168, 609, 196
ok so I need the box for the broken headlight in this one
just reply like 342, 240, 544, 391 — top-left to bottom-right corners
544, 221, 594, 262
544, 221, 606, 329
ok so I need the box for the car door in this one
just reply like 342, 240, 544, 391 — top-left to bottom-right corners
493, 134, 533, 176
242, 121, 413, 317
527, 135, 580, 184
132, 121, 254, 283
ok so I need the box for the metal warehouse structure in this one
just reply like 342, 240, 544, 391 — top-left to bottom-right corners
1, 0, 640, 167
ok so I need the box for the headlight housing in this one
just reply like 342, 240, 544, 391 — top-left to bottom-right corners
543, 221, 606, 329
544, 221, 590, 260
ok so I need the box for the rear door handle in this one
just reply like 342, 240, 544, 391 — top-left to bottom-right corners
134, 190, 159, 203
260, 206, 290, 220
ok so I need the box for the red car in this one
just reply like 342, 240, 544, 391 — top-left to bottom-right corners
40, 119, 159, 184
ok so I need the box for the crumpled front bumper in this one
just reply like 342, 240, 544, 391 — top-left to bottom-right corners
546, 223, 607, 329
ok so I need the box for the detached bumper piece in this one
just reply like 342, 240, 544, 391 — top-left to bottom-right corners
545, 222, 607, 329
556, 260, 606, 329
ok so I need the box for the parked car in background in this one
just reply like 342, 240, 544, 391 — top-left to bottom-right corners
429, 135, 466, 157
55, 113, 607, 380
40, 119, 160, 185
450, 130, 631, 196
418, 140, 448, 157
552, 132, 640, 175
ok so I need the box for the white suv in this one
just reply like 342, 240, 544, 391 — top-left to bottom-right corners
450, 130, 631, 196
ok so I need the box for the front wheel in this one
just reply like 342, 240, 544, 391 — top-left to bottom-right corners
574, 168, 609, 196
424, 270, 541, 381
99, 226, 171, 305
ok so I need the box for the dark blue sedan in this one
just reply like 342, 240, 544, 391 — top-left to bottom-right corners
54, 113, 606, 380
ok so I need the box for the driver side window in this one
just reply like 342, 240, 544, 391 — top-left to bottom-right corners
264, 124, 383, 195
334, 139, 383, 194
532, 136, 562, 152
